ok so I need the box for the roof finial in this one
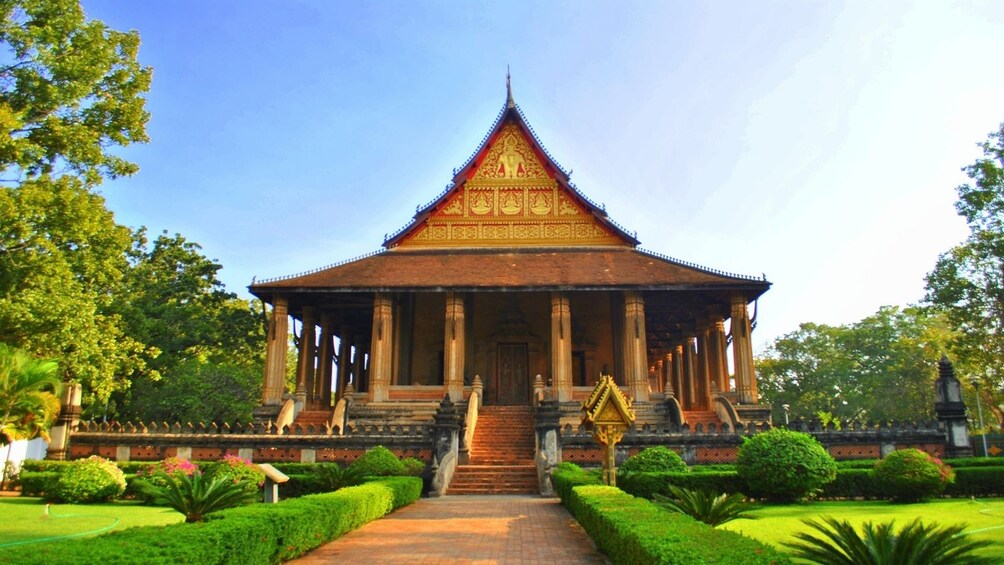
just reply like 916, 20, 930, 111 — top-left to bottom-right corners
506, 65, 515, 108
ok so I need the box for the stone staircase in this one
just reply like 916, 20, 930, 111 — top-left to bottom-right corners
292, 410, 333, 431
683, 410, 723, 429
448, 405, 538, 495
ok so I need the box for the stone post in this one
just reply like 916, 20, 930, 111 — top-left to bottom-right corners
336, 326, 352, 400
443, 291, 466, 402
369, 293, 394, 402
934, 355, 973, 458
672, 343, 685, 405
535, 399, 562, 496
663, 352, 675, 397
731, 296, 757, 404
45, 383, 82, 461
623, 291, 649, 402
683, 338, 696, 410
696, 323, 712, 410
260, 296, 288, 408
429, 395, 462, 497
551, 292, 573, 402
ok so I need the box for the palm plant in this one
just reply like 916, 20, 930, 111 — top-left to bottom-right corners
312, 462, 364, 492
142, 471, 255, 522
652, 485, 752, 527
1, 344, 61, 488
784, 516, 994, 565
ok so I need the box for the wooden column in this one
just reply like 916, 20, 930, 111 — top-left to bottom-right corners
551, 292, 573, 402
731, 295, 757, 404
369, 293, 394, 402
443, 291, 466, 402
295, 306, 317, 397
708, 318, 729, 393
623, 291, 649, 402
336, 326, 352, 400
317, 315, 334, 407
696, 322, 712, 410
261, 296, 289, 406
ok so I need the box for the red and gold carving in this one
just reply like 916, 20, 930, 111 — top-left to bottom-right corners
499, 190, 523, 215
559, 194, 581, 215
442, 194, 463, 215
528, 190, 552, 215
473, 125, 548, 180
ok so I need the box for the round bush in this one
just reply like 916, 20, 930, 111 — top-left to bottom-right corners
51, 456, 126, 503
620, 446, 688, 473
349, 446, 405, 477
207, 455, 264, 500
400, 457, 425, 476
872, 449, 954, 503
736, 428, 837, 503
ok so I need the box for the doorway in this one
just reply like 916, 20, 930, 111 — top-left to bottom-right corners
495, 342, 529, 405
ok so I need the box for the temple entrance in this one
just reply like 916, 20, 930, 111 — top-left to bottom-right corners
495, 342, 529, 405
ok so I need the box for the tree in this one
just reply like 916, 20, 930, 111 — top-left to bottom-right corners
0, 0, 152, 411
926, 122, 1004, 422
756, 306, 953, 423
113, 231, 265, 423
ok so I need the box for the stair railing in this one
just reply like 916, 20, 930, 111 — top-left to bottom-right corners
461, 376, 482, 463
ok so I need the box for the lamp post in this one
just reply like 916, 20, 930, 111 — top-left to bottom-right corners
972, 378, 990, 458
782, 404, 790, 427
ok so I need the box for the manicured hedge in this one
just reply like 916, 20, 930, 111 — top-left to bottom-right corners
947, 457, 1004, 468
618, 471, 743, 500
564, 485, 788, 564
818, 468, 883, 499
1, 476, 422, 564
551, 463, 601, 505
946, 467, 1004, 497
17, 470, 59, 497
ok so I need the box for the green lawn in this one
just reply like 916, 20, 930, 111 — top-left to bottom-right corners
721, 498, 1004, 560
0, 497, 184, 548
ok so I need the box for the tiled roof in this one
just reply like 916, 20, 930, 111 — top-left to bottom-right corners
250, 247, 770, 294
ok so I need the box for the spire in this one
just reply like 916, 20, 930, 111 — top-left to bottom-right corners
506, 66, 515, 108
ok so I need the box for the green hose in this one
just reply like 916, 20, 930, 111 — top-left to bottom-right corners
0, 504, 120, 548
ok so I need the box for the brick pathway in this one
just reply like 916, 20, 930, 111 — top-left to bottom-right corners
287, 495, 610, 564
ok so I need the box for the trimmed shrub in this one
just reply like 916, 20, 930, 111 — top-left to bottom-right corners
1, 477, 422, 564
50, 455, 126, 503
312, 462, 365, 492
565, 485, 789, 564
206, 454, 264, 500
348, 445, 406, 477
873, 448, 954, 503
653, 486, 751, 527
145, 471, 256, 522
818, 468, 883, 500
946, 466, 1004, 497
620, 446, 687, 474
17, 470, 59, 496
736, 428, 837, 503
551, 462, 602, 505
619, 471, 742, 500
401, 456, 426, 476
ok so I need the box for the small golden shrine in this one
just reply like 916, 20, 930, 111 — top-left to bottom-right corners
581, 375, 636, 486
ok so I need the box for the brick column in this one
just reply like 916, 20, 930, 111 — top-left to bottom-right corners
696, 322, 712, 410
369, 293, 394, 402
731, 295, 757, 404
683, 338, 696, 410
708, 318, 729, 393
317, 314, 334, 407
261, 296, 289, 406
672, 343, 684, 405
664, 352, 674, 397
443, 291, 466, 402
551, 292, 573, 402
623, 291, 649, 402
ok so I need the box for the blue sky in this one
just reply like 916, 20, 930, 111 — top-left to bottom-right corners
83, 1, 1004, 350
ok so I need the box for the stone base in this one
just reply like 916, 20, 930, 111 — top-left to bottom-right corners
734, 404, 772, 426
252, 404, 282, 423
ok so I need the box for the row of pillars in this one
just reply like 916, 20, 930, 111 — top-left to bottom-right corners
261, 297, 368, 408
261, 292, 759, 408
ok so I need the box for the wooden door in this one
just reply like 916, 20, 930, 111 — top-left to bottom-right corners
496, 343, 529, 405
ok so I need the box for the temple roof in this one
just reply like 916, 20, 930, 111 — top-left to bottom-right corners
250, 247, 770, 296
382, 85, 639, 248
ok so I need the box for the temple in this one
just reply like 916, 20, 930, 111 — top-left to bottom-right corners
248, 81, 772, 432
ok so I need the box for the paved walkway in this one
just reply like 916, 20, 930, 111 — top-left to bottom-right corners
288, 495, 609, 564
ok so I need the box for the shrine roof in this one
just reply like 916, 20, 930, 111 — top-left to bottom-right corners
249, 247, 771, 296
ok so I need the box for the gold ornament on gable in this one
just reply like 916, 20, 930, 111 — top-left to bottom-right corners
473, 125, 548, 180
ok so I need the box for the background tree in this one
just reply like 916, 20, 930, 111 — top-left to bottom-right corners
0, 0, 152, 409
756, 306, 952, 423
926, 122, 1004, 425
113, 231, 265, 423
